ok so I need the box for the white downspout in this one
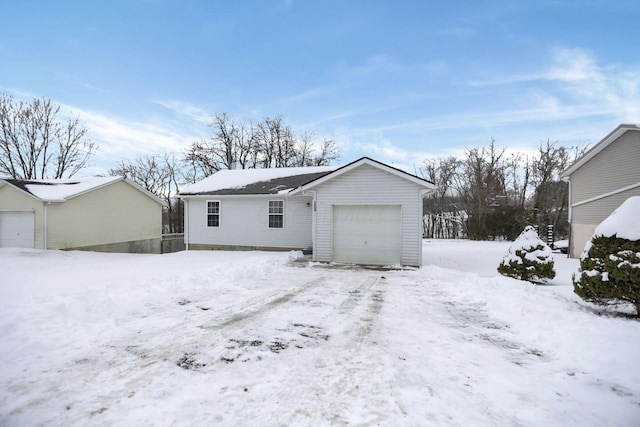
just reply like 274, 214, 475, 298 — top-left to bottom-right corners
43, 202, 50, 250
184, 199, 189, 251
303, 189, 317, 260
419, 188, 432, 267
564, 177, 572, 223
561, 176, 572, 257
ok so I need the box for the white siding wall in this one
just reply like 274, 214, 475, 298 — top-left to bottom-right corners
312, 164, 424, 266
186, 195, 313, 250
0, 185, 44, 249
47, 181, 162, 249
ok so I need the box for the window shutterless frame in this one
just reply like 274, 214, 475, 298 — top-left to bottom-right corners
206, 200, 220, 227
268, 200, 284, 229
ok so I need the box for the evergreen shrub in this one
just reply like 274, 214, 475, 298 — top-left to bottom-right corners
498, 225, 556, 283
573, 235, 640, 315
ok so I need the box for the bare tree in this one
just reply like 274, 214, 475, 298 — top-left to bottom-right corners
530, 140, 588, 238
0, 94, 96, 179
421, 157, 465, 238
254, 115, 298, 167
184, 112, 340, 177
452, 139, 510, 240
314, 138, 340, 166
421, 137, 589, 241
505, 152, 531, 211
183, 112, 254, 181
110, 153, 184, 233
295, 131, 316, 166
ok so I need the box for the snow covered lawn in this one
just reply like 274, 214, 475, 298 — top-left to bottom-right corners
1, 240, 639, 426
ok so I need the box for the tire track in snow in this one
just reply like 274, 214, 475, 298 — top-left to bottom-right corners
2, 275, 331, 424
199, 275, 328, 330
287, 275, 408, 426
121, 275, 330, 365
4, 272, 404, 426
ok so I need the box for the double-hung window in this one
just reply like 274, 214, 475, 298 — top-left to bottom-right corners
268, 200, 284, 229
207, 201, 220, 227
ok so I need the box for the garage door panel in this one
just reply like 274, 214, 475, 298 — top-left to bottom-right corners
0, 211, 35, 248
332, 205, 401, 265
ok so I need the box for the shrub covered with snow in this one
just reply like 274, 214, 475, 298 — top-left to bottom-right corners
573, 196, 640, 315
497, 225, 556, 283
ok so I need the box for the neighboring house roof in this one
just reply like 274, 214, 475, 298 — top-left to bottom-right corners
179, 157, 436, 197
179, 166, 338, 196
562, 123, 640, 178
0, 176, 165, 205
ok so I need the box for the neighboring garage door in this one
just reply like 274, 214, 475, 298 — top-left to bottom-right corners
0, 211, 35, 248
332, 205, 401, 265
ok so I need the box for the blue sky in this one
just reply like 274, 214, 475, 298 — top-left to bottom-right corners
1, 0, 639, 175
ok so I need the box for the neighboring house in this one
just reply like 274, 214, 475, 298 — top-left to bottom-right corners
0, 177, 164, 253
561, 123, 640, 257
180, 157, 435, 267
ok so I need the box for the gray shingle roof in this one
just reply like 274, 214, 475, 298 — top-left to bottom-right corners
180, 170, 334, 195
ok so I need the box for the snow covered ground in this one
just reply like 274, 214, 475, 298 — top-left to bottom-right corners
1, 240, 639, 426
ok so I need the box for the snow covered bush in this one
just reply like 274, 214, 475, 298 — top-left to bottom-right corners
497, 225, 555, 283
573, 196, 640, 316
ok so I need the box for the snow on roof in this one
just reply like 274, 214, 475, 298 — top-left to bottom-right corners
5, 176, 122, 201
593, 196, 640, 241
180, 166, 338, 195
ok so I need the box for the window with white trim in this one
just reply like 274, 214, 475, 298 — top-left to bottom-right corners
268, 200, 284, 228
207, 201, 220, 227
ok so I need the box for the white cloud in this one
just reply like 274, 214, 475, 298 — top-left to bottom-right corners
153, 98, 212, 124
55, 103, 207, 175
545, 48, 640, 120
546, 47, 602, 82
0, 91, 208, 175
77, 82, 110, 94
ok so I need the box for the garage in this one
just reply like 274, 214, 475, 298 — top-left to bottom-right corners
288, 157, 435, 267
0, 211, 35, 249
332, 205, 401, 266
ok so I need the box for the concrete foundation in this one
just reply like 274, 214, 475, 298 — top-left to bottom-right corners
188, 243, 306, 252
66, 238, 162, 254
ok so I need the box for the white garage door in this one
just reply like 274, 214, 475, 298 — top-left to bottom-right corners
0, 211, 35, 248
332, 205, 401, 266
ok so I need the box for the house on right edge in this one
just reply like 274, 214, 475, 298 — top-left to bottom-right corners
561, 124, 640, 258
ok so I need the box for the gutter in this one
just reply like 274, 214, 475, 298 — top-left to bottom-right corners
44, 201, 50, 250
184, 199, 190, 251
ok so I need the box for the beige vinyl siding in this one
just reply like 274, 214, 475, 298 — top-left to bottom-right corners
186, 195, 313, 249
570, 187, 640, 257
46, 180, 162, 250
0, 185, 45, 249
570, 130, 640, 203
567, 129, 640, 257
312, 164, 424, 266
570, 223, 598, 258
572, 187, 640, 225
